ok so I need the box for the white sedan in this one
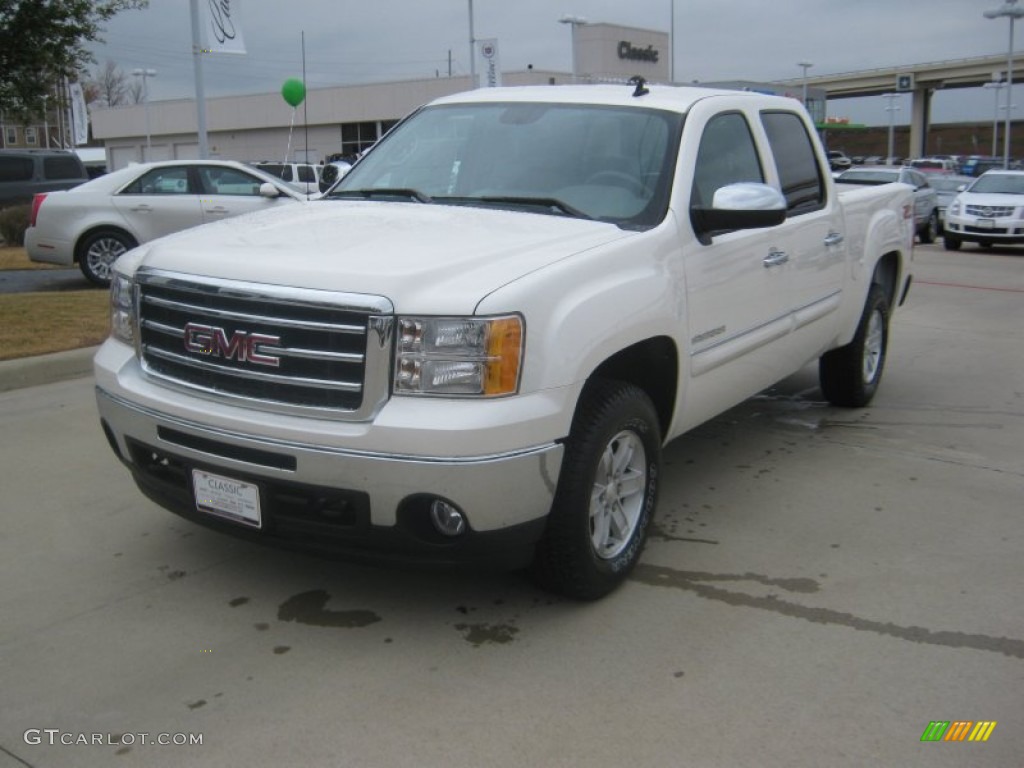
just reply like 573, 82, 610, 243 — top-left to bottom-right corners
25, 159, 306, 286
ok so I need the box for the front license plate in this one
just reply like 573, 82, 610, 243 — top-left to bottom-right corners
975, 218, 995, 229
192, 469, 262, 528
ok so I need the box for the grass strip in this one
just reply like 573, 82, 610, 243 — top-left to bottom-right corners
0, 291, 110, 360
0, 245, 59, 271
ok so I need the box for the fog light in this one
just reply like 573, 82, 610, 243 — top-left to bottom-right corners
430, 499, 467, 537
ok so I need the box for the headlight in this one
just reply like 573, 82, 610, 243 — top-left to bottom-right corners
395, 315, 523, 396
110, 272, 136, 345
948, 200, 961, 216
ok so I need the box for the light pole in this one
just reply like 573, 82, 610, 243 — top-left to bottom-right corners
798, 60, 813, 109
468, 0, 476, 88
42, 94, 50, 148
884, 93, 901, 164
132, 68, 157, 160
984, 77, 1006, 156
559, 15, 588, 83
669, 0, 675, 83
984, 0, 1024, 168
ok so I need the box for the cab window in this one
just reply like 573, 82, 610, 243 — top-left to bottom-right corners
691, 112, 764, 209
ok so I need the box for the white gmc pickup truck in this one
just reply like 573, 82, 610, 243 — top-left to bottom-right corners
95, 83, 914, 599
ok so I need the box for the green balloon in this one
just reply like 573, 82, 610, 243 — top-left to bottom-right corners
281, 78, 306, 107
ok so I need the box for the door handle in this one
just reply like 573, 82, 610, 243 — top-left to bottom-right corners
824, 231, 845, 247
129, 204, 153, 213
763, 248, 789, 268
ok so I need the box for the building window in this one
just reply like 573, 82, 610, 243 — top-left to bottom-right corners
25, 126, 37, 145
6, 126, 18, 145
340, 121, 383, 159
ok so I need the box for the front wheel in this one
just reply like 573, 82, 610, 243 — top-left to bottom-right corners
531, 380, 661, 600
819, 285, 889, 408
78, 229, 136, 287
943, 235, 962, 251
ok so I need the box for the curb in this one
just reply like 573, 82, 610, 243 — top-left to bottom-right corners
0, 346, 99, 393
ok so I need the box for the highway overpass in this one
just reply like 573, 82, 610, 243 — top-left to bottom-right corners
778, 53, 1024, 158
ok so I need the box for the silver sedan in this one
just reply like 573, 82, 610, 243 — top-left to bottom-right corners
25, 159, 305, 286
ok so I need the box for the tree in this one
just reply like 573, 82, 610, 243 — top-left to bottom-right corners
90, 59, 129, 108
0, 0, 148, 118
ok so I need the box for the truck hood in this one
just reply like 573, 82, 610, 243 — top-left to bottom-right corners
125, 200, 635, 314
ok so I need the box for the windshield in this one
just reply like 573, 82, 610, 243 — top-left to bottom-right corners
328, 102, 683, 229
968, 174, 1024, 194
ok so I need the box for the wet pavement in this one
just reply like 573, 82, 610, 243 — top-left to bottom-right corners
0, 243, 1021, 768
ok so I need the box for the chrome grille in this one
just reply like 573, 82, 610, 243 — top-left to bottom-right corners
135, 270, 394, 419
965, 205, 1015, 217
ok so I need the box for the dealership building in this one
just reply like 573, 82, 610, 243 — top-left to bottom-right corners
91, 22, 820, 169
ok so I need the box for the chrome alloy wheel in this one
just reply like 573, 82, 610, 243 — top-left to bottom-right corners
84, 236, 129, 283
862, 308, 885, 384
590, 429, 647, 559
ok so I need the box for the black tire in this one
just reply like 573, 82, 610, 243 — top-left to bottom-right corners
77, 229, 136, 287
819, 285, 889, 408
531, 379, 661, 600
918, 212, 938, 244
943, 235, 962, 251
978, 241, 994, 251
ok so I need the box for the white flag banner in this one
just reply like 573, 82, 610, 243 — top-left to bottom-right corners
68, 82, 88, 146
476, 38, 501, 88
199, 0, 247, 55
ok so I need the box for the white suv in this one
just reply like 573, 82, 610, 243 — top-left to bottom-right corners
251, 161, 320, 195
943, 170, 1024, 250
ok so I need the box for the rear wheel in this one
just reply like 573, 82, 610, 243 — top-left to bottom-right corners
78, 229, 136, 287
531, 379, 661, 600
918, 211, 938, 244
819, 285, 889, 408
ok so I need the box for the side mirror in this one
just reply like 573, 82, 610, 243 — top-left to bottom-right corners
691, 182, 787, 239
259, 182, 281, 198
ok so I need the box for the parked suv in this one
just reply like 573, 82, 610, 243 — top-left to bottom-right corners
250, 161, 320, 195
943, 170, 1024, 250
0, 149, 90, 207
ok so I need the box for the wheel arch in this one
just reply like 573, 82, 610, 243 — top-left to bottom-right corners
586, 335, 678, 439
871, 250, 901, 310
73, 225, 138, 265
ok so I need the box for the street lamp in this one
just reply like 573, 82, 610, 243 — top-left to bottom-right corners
798, 60, 813, 108
983, 78, 1006, 156
883, 93, 901, 164
132, 68, 157, 160
984, 0, 1024, 168
559, 15, 588, 83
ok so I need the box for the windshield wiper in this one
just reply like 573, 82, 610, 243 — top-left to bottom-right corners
328, 188, 433, 203
436, 195, 593, 220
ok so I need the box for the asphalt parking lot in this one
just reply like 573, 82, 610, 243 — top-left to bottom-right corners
0, 243, 1021, 768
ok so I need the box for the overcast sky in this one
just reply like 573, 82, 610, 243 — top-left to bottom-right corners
87, 0, 1019, 126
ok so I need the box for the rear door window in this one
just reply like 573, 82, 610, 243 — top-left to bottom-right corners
760, 111, 825, 214
42, 155, 85, 180
121, 167, 191, 195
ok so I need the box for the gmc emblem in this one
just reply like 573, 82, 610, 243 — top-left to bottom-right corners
183, 323, 282, 367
